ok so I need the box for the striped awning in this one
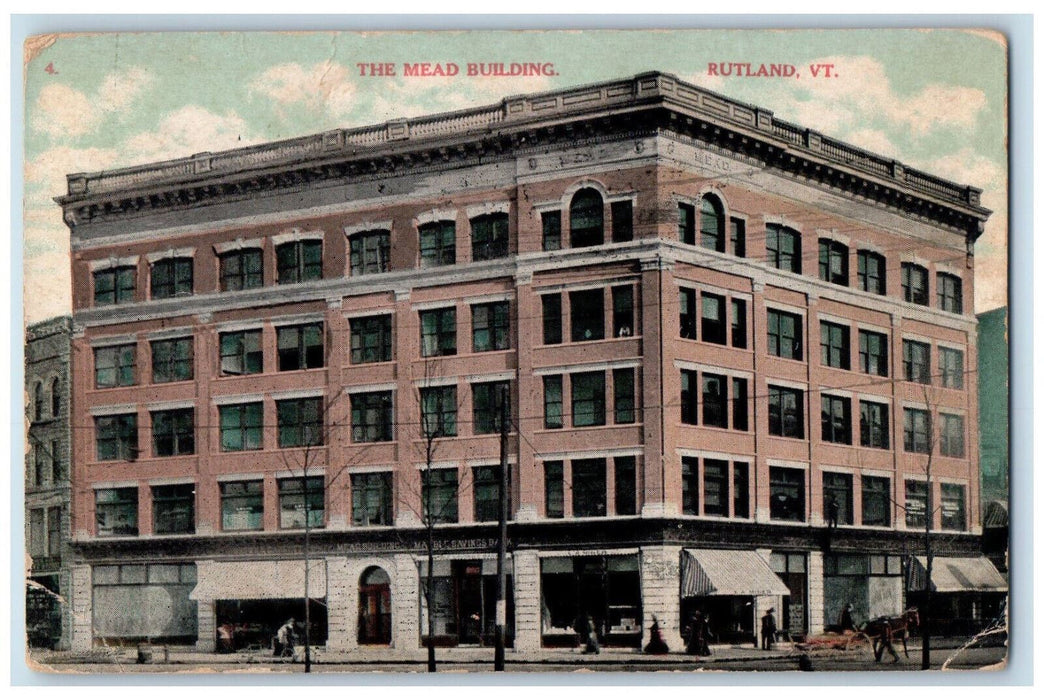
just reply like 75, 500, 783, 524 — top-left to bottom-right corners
909, 556, 1007, 593
190, 559, 327, 601
681, 549, 790, 598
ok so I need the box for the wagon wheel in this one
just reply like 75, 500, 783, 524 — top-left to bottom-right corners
846, 632, 872, 653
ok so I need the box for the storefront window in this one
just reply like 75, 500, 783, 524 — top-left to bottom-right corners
539, 555, 641, 648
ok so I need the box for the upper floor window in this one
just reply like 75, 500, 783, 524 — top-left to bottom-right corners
572, 458, 607, 517
473, 465, 507, 522
96, 488, 138, 536
276, 239, 322, 284
820, 321, 851, 370
351, 472, 393, 527
219, 402, 263, 452
903, 408, 930, 454
544, 461, 564, 518
351, 391, 394, 443
905, 480, 929, 528
611, 200, 633, 243
50, 378, 60, 418
940, 483, 966, 531
277, 323, 324, 371
862, 475, 891, 527
541, 211, 562, 251
220, 330, 263, 376
278, 477, 325, 529
471, 302, 510, 352
939, 347, 965, 389
940, 413, 965, 457
818, 239, 849, 286
419, 220, 456, 267
350, 315, 393, 364
730, 217, 746, 257
701, 293, 727, 345
858, 330, 889, 377
277, 397, 325, 448
420, 385, 458, 438
859, 400, 890, 449
420, 308, 457, 357
569, 188, 604, 248
766, 224, 801, 273
768, 385, 804, 439
33, 382, 44, 421
821, 394, 852, 444
612, 286, 634, 337
902, 340, 931, 384
151, 257, 193, 299
422, 469, 458, 524
473, 381, 510, 435
937, 273, 963, 314
770, 466, 805, 522
901, 263, 929, 306
614, 368, 636, 425
221, 480, 263, 531
767, 309, 802, 361
94, 266, 136, 306
151, 337, 193, 383
823, 472, 854, 526
570, 289, 605, 342
151, 408, 195, 457
541, 295, 562, 345
571, 372, 606, 428
700, 196, 726, 252
857, 250, 886, 295
95, 413, 138, 461
152, 484, 195, 535
349, 230, 391, 276
543, 375, 563, 429
219, 248, 263, 291
470, 213, 509, 261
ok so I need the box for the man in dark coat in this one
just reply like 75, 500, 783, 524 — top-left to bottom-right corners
838, 603, 856, 632
761, 608, 778, 650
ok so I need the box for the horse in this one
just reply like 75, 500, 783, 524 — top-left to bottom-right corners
861, 608, 920, 662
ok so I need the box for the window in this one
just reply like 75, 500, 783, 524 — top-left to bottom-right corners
821, 395, 852, 444
219, 330, 263, 376
350, 315, 392, 364
473, 465, 505, 522
51, 439, 63, 482
277, 323, 324, 371
933, 349, 963, 393
731, 299, 747, 348
681, 457, 699, 515
472, 381, 510, 435
701, 293, 727, 345
278, 477, 324, 529
351, 472, 393, 526
47, 507, 62, 555
94, 344, 136, 388
901, 263, 929, 305
349, 230, 391, 275
419, 220, 456, 267
351, 391, 393, 443
732, 378, 749, 431
612, 286, 634, 337
770, 467, 805, 522
151, 337, 194, 383
152, 484, 195, 535
471, 213, 509, 261
33, 445, 47, 485
543, 375, 563, 429
276, 240, 323, 284
903, 408, 930, 454
422, 469, 458, 524
703, 459, 729, 517
150, 257, 193, 299
768, 386, 804, 438
544, 461, 564, 518
571, 372, 606, 427
541, 210, 561, 251
471, 301, 510, 352
221, 480, 263, 531
570, 289, 604, 342
767, 309, 802, 360
940, 483, 966, 531
614, 456, 637, 515
902, 340, 931, 384
613, 368, 636, 424
152, 408, 195, 456
95, 414, 137, 461
219, 248, 263, 291
420, 308, 456, 357
940, 413, 965, 457
766, 224, 801, 273
733, 463, 750, 518
818, 239, 849, 286
420, 386, 457, 438
277, 398, 324, 448
680, 369, 698, 425
857, 251, 886, 295
820, 321, 850, 370
730, 217, 746, 257
51, 378, 60, 418
858, 330, 889, 377
29, 509, 45, 556
219, 402, 263, 452
95, 488, 138, 536
702, 373, 728, 429
905, 480, 929, 529
862, 476, 891, 527
541, 295, 562, 345
937, 273, 963, 313
679, 288, 698, 340
569, 188, 603, 248
572, 458, 606, 517
33, 382, 43, 421
699, 195, 726, 252
93, 266, 136, 306
823, 472, 854, 526
611, 200, 633, 243
859, 400, 890, 449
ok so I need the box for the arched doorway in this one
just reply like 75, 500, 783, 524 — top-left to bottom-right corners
358, 566, 392, 645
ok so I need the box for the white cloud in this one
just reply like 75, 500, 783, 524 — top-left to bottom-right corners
25, 145, 120, 187
31, 67, 154, 140
97, 66, 154, 114
251, 61, 357, 119
122, 105, 256, 164
367, 73, 555, 123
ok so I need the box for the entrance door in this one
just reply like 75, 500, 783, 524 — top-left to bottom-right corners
358, 567, 391, 645
455, 561, 483, 644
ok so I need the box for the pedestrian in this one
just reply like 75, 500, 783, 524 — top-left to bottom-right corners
217, 623, 234, 653
275, 617, 296, 658
838, 603, 856, 632
581, 614, 601, 654
873, 619, 901, 663
685, 611, 711, 656
826, 495, 840, 528
760, 607, 778, 651
644, 615, 670, 654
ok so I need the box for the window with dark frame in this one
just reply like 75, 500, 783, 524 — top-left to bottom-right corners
730, 217, 746, 257
420, 385, 458, 438
681, 456, 698, 515
768, 385, 804, 438
276, 397, 324, 448
766, 224, 801, 273
823, 472, 854, 526
940, 347, 964, 389
220, 330, 263, 375
220, 480, 263, 531
857, 250, 886, 295
422, 468, 458, 524
572, 458, 606, 517
858, 330, 889, 377
95, 414, 137, 461
541, 210, 562, 251
700, 195, 726, 252
276, 239, 323, 284
220, 248, 263, 291
733, 462, 750, 518
471, 301, 510, 352
219, 402, 263, 451
420, 308, 457, 357
277, 323, 324, 371
95, 487, 138, 536
701, 292, 727, 345
151, 337, 194, 383
703, 459, 729, 516
611, 200, 633, 243
770, 467, 805, 522
901, 263, 929, 305
351, 391, 393, 443
940, 413, 965, 457
570, 289, 605, 342
349, 230, 391, 275
940, 483, 966, 531
614, 456, 637, 515
278, 477, 324, 529
152, 483, 195, 535
351, 472, 393, 527
150, 257, 193, 299
94, 266, 136, 306
679, 287, 698, 340
542, 294, 562, 345
419, 220, 456, 267
702, 373, 728, 429
51, 439, 63, 482
94, 344, 136, 388
905, 480, 929, 529
350, 315, 393, 364
821, 394, 852, 444
46, 508, 61, 555
543, 375, 563, 429
862, 476, 891, 527
767, 309, 802, 360
680, 369, 698, 425
903, 407, 931, 454
902, 339, 931, 384
613, 368, 636, 424
678, 202, 695, 245
820, 321, 851, 370
472, 381, 510, 435
732, 377, 749, 431
571, 372, 606, 427
151, 408, 195, 457
544, 461, 564, 518
471, 213, 509, 261
937, 273, 963, 314
570, 188, 604, 248
612, 286, 634, 337
859, 400, 890, 449
731, 299, 747, 348
818, 239, 849, 286
473, 465, 506, 522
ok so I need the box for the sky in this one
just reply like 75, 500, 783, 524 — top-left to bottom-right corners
21, 28, 1009, 323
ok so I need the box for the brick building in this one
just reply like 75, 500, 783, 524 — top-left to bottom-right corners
57, 72, 998, 652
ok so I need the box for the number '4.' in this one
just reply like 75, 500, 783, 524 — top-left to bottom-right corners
44, 62, 57, 75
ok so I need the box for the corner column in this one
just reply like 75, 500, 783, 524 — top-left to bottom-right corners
639, 545, 685, 651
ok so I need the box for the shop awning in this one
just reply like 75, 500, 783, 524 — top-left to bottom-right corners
983, 500, 1009, 529
189, 559, 327, 601
909, 556, 1007, 593
681, 549, 790, 598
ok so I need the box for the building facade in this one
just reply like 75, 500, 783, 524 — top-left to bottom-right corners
58, 72, 995, 652
977, 306, 1008, 573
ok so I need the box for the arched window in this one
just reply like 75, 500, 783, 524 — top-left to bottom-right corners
361, 566, 391, 587
569, 188, 604, 248
50, 377, 60, 418
358, 566, 392, 645
818, 239, 849, 286
33, 382, 43, 422
699, 195, 725, 252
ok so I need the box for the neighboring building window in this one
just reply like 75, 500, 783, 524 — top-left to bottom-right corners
859, 400, 890, 449
543, 375, 563, 429
151, 337, 194, 383
350, 315, 393, 364
472, 301, 510, 352
349, 230, 391, 275
614, 456, 637, 515
572, 458, 606, 517
940, 347, 965, 389
277, 323, 324, 371
277, 397, 324, 448
34, 445, 47, 485
730, 217, 746, 257
95, 488, 138, 536
823, 472, 854, 526
732, 377, 749, 431
570, 289, 604, 342
940, 483, 967, 531
901, 263, 929, 305
152, 484, 195, 535
541, 295, 562, 345
422, 469, 458, 524
94, 344, 136, 388
470, 213, 509, 261
612, 286, 634, 337
50, 378, 60, 418
473, 381, 510, 434
351, 391, 393, 443
937, 273, 963, 313
681, 456, 699, 515
699, 195, 726, 252
419, 220, 457, 267
770, 467, 805, 522
95, 414, 137, 461
544, 461, 564, 518
473, 465, 505, 522
611, 200, 633, 243
818, 239, 849, 286
51, 439, 63, 481
731, 299, 747, 349
420, 308, 457, 357
858, 330, 889, 377
278, 477, 324, 529
219, 248, 263, 291
766, 224, 801, 273
903, 408, 931, 454
702, 373, 728, 429
862, 476, 891, 527
613, 368, 636, 424
569, 188, 604, 248
33, 382, 43, 421
220, 330, 263, 376
703, 459, 729, 517
151, 408, 195, 457
940, 413, 965, 457
220, 480, 263, 531
701, 292, 727, 345
821, 394, 852, 444
93, 266, 136, 306
679, 288, 698, 340
29, 508, 44, 555
420, 386, 458, 438
47, 507, 62, 555
680, 369, 698, 425
903, 340, 931, 384
820, 321, 851, 370
905, 480, 929, 529
767, 310, 802, 360
857, 250, 886, 295
571, 372, 606, 427
768, 386, 804, 439
219, 402, 263, 451
542, 210, 562, 251
351, 472, 393, 527
733, 463, 750, 518
276, 239, 323, 284
150, 257, 194, 299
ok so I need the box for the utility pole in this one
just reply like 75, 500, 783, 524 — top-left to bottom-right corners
303, 465, 312, 673
494, 385, 508, 671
